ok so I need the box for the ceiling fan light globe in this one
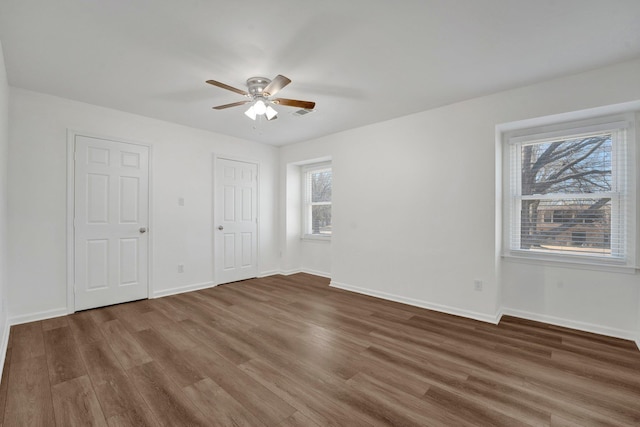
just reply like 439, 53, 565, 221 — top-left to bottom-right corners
244, 105, 257, 120
265, 105, 278, 120
254, 99, 267, 115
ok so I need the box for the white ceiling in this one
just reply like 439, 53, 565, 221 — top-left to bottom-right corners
2, 1, 640, 146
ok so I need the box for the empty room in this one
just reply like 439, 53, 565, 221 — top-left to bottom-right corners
0, 1, 639, 426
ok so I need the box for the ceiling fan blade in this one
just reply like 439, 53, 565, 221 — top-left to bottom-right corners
212, 100, 251, 110
272, 98, 316, 109
263, 75, 291, 97
206, 79, 249, 96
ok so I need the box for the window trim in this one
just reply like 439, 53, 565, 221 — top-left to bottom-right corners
501, 112, 638, 271
301, 162, 332, 240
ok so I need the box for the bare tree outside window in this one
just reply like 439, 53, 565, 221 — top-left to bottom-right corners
304, 166, 332, 237
518, 133, 613, 255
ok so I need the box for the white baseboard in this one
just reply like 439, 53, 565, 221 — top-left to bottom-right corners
280, 269, 302, 276
0, 314, 9, 382
501, 307, 636, 342
258, 270, 280, 278
301, 268, 331, 279
9, 307, 69, 326
263, 269, 331, 278
330, 280, 499, 324
152, 281, 216, 298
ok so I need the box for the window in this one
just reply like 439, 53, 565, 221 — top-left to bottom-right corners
302, 163, 332, 238
504, 114, 636, 266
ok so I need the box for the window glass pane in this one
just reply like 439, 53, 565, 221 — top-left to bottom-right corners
520, 134, 612, 196
520, 198, 611, 255
311, 170, 332, 203
311, 205, 332, 235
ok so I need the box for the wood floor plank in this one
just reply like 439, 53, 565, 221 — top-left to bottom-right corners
550, 413, 594, 427
135, 328, 204, 388
183, 345, 297, 425
94, 377, 159, 427
167, 292, 227, 322
89, 306, 118, 324
105, 409, 159, 427
3, 356, 54, 426
146, 297, 191, 323
465, 373, 624, 427
43, 326, 87, 385
106, 303, 153, 334
9, 322, 45, 362
217, 281, 272, 303
40, 316, 69, 332
178, 291, 259, 330
347, 351, 432, 397
177, 318, 252, 365
77, 340, 158, 426
238, 357, 374, 427
346, 372, 480, 427
247, 323, 362, 380
555, 339, 640, 370
152, 321, 200, 352
0, 349, 11, 426
440, 340, 640, 424
126, 361, 210, 427
51, 375, 107, 427
0, 273, 639, 426
278, 411, 323, 427
183, 377, 268, 427
476, 344, 639, 420
423, 385, 534, 427
77, 340, 127, 386
99, 319, 152, 370
68, 311, 106, 344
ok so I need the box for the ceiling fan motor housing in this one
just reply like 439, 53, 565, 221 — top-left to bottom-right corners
246, 77, 271, 97
207, 75, 315, 111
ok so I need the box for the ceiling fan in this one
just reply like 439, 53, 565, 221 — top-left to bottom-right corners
206, 75, 316, 121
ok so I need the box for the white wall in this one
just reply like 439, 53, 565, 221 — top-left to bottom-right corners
280, 147, 333, 277
280, 163, 302, 274
638, 286, 640, 348
0, 41, 10, 373
280, 58, 640, 337
299, 239, 331, 278
8, 88, 279, 322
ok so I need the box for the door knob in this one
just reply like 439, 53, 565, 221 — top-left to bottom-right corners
218, 226, 224, 230
139, 227, 147, 233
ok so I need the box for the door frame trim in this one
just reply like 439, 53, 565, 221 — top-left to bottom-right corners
212, 154, 261, 285
66, 129, 154, 314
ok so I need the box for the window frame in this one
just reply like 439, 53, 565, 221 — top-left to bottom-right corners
301, 162, 332, 240
502, 113, 637, 271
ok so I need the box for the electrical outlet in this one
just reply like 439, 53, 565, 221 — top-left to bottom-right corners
178, 264, 184, 273
474, 279, 483, 291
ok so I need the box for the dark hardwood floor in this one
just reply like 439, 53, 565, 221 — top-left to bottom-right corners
0, 273, 639, 426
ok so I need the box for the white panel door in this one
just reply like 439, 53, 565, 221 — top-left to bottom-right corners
215, 158, 258, 284
74, 135, 149, 311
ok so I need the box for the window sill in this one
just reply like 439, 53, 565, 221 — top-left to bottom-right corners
502, 251, 638, 274
301, 234, 331, 242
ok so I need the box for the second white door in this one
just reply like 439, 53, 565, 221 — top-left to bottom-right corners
215, 158, 258, 284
